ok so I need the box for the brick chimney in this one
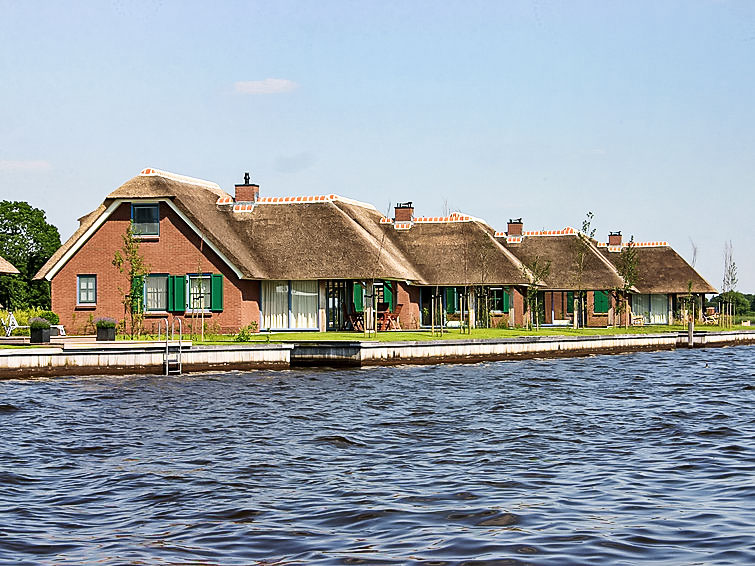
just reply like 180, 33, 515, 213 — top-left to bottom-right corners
507, 218, 523, 236
235, 172, 259, 202
394, 202, 414, 222
608, 231, 622, 246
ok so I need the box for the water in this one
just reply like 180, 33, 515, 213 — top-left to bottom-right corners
1, 346, 755, 565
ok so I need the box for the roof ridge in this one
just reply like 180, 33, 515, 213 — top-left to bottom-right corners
140, 168, 222, 191
597, 241, 669, 248
494, 227, 576, 238
219, 193, 381, 213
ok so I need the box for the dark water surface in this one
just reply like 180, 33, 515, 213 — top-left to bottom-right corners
2, 346, 755, 565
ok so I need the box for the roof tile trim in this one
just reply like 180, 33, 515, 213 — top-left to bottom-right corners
380, 212, 477, 227
218, 193, 380, 212
597, 241, 669, 250
140, 168, 223, 191
494, 227, 576, 238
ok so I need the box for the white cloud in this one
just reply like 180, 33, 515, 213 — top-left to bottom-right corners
234, 78, 299, 95
0, 160, 51, 171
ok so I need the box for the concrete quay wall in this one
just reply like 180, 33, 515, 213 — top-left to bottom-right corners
1, 331, 754, 378
0, 342, 293, 379
291, 331, 755, 367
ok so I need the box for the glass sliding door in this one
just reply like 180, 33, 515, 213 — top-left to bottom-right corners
262, 280, 289, 330
326, 280, 346, 330
291, 280, 318, 329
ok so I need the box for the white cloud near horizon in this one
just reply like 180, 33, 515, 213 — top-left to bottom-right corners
0, 160, 51, 171
234, 78, 299, 94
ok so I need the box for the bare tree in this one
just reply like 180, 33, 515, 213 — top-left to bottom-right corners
521, 256, 551, 330
613, 236, 638, 328
573, 212, 596, 328
722, 241, 738, 328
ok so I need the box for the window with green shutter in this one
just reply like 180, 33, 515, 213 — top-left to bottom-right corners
504, 287, 510, 313
594, 291, 610, 314
567, 291, 574, 314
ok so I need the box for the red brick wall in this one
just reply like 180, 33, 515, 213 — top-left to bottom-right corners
51, 202, 259, 335
396, 282, 420, 329
585, 291, 612, 328
511, 287, 525, 327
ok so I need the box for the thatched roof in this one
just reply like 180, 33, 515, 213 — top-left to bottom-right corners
600, 245, 716, 294
0, 254, 20, 275
499, 233, 625, 290
35, 204, 107, 280
385, 218, 530, 286
35, 171, 423, 282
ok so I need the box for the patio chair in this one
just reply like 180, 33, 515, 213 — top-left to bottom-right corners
385, 304, 403, 330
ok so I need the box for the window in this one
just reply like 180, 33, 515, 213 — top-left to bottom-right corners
186, 273, 223, 312
490, 287, 510, 313
145, 275, 169, 311
132, 203, 159, 236
77, 275, 96, 305
188, 274, 211, 311
261, 280, 318, 330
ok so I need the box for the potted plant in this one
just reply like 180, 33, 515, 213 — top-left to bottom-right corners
39, 310, 60, 335
95, 317, 117, 341
29, 317, 51, 344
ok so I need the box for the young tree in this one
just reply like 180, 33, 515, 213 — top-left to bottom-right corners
521, 256, 551, 330
572, 212, 596, 328
613, 236, 638, 328
721, 241, 738, 327
112, 222, 150, 338
0, 201, 61, 309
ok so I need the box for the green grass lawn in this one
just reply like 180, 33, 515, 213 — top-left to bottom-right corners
1, 324, 749, 348
195, 323, 749, 345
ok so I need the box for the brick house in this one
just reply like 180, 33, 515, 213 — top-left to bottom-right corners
597, 233, 716, 324
35, 168, 714, 333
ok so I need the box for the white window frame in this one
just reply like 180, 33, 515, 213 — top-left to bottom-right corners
77, 274, 97, 305
186, 274, 212, 313
145, 274, 169, 312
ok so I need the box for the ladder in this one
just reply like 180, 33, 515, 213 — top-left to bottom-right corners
160, 318, 183, 375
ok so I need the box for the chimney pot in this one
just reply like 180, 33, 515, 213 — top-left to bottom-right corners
507, 218, 523, 236
608, 231, 622, 246
235, 172, 259, 203
394, 201, 414, 222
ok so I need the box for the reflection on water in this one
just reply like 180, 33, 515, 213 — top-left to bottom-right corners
1, 346, 755, 565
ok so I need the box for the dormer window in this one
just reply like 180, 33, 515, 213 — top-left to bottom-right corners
132, 203, 159, 236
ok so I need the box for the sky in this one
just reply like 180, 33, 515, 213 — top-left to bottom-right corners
1, 0, 753, 291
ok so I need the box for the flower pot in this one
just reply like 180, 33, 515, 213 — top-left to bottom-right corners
97, 327, 116, 341
30, 328, 51, 344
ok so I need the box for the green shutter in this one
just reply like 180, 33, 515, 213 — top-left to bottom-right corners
131, 276, 144, 313
445, 287, 454, 314
167, 276, 174, 311
170, 275, 186, 312
383, 282, 394, 311
567, 291, 574, 314
211, 273, 224, 312
594, 291, 609, 314
503, 287, 510, 313
353, 283, 363, 312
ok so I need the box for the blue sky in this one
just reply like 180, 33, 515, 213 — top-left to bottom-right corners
1, 0, 753, 290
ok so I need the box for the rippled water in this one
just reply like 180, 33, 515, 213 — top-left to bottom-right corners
2, 346, 755, 565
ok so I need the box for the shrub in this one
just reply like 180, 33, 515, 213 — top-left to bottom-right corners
38, 310, 59, 325
29, 317, 51, 330
94, 317, 117, 329
234, 322, 259, 342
